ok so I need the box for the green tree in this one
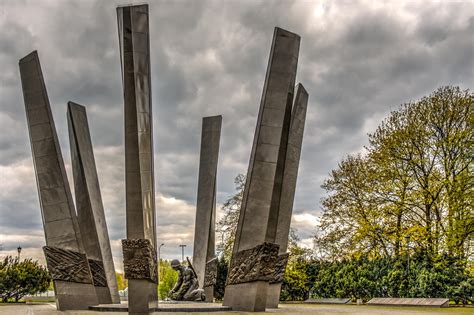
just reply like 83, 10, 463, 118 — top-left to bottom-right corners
157, 259, 178, 300
0, 256, 50, 302
315, 86, 473, 261
216, 174, 245, 261
115, 272, 127, 291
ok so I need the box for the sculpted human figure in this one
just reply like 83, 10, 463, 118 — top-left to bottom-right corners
169, 259, 205, 301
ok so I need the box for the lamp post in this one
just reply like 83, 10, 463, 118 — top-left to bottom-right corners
179, 244, 186, 262
17, 246, 22, 261
158, 243, 164, 282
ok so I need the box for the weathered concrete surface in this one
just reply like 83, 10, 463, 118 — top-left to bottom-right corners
224, 27, 300, 312
19, 50, 98, 310
266, 84, 309, 308
0, 303, 470, 315
117, 4, 157, 314
192, 116, 222, 302
89, 301, 231, 312
367, 298, 450, 307
305, 298, 351, 304
68, 102, 120, 304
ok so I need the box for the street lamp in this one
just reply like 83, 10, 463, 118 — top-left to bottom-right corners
179, 245, 186, 262
158, 243, 164, 282
17, 246, 22, 261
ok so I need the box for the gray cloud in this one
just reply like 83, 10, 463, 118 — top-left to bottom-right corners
0, 0, 472, 264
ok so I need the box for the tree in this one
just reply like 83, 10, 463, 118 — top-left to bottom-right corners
157, 259, 178, 300
216, 174, 245, 262
115, 272, 127, 291
0, 256, 50, 302
315, 86, 473, 261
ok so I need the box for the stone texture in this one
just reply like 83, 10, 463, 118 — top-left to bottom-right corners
227, 242, 279, 285
88, 259, 107, 287
266, 84, 309, 308
19, 51, 98, 310
117, 4, 157, 313
367, 298, 450, 307
68, 102, 120, 303
203, 257, 218, 287
269, 253, 289, 284
192, 116, 221, 302
224, 27, 300, 311
122, 239, 157, 282
43, 246, 92, 284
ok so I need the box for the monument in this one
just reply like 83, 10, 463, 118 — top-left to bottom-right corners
19, 51, 98, 310
223, 27, 300, 311
266, 84, 309, 308
117, 4, 158, 314
67, 102, 121, 304
192, 116, 222, 302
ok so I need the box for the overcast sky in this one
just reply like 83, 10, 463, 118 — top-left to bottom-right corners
0, 0, 472, 271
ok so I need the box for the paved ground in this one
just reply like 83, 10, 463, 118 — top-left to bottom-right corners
0, 303, 473, 315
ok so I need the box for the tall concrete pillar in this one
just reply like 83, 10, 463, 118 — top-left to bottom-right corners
67, 102, 121, 304
19, 51, 98, 310
192, 115, 222, 302
117, 4, 157, 314
223, 27, 300, 312
266, 84, 309, 308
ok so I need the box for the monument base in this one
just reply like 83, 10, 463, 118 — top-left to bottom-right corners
223, 281, 268, 311
266, 282, 282, 308
128, 279, 158, 315
204, 286, 214, 302
89, 301, 231, 312
55, 280, 98, 310
94, 285, 113, 305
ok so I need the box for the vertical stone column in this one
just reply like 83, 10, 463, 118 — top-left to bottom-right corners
192, 115, 222, 302
266, 84, 309, 308
19, 51, 98, 310
68, 102, 121, 304
117, 4, 157, 314
223, 27, 300, 312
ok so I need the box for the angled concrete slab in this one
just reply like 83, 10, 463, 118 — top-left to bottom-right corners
267, 84, 309, 308
192, 115, 222, 302
117, 4, 158, 314
67, 102, 121, 304
19, 51, 98, 310
223, 27, 300, 312
367, 298, 450, 307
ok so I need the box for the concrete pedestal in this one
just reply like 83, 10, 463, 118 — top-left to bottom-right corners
266, 282, 282, 308
223, 281, 269, 312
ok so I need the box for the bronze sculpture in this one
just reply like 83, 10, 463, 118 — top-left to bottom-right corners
169, 259, 205, 301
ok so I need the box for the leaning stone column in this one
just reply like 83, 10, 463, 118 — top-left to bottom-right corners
117, 4, 158, 314
19, 51, 98, 310
223, 27, 300, 312
68, 102, 121, 304
266, 84, 309, 308
192, 115, 222, 302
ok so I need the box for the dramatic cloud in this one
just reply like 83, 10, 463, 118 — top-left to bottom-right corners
0, 0, 472, 268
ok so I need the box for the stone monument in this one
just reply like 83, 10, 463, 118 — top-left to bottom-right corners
223, 27, 300, 311
19, 51, 98, 310
67, 102, 121, 304
192, 115, 222, 302
266, 84, 309, 308
117, 4, 158, 314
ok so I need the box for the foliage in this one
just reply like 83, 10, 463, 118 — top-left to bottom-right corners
307, 252, 473, 304
315, 86, 473, 261
115, 272, 127, 291
214, 256, 228, 300
216, 174, 245, 261
0, 256, 50, 302
157, 259, 179, 300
